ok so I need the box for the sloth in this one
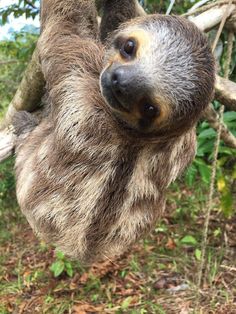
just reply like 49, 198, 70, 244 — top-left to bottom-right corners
14, 0, 215, 264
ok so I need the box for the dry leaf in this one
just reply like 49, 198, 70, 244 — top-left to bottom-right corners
154, 277, 168, 290
72, 303, 103, 314
165, 238, 176, 250
79, 272, 89, 284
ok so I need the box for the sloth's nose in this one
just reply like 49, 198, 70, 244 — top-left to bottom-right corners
102, 64, 150, 113
110, 66, 136, 111
111, 67, 131, 94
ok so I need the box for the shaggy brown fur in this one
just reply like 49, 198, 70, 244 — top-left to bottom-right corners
14, 0, 215, 264
100, 0, 145, 42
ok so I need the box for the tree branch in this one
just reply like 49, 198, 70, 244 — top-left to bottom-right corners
211, 0, 233, 53
0, 49, 44, 130
0, 129, 15, 163
184, 0, 236, 17
24, 0, 37, 10
225, 10, 236, 31
188, 3, 236, 31
215, 75, 236, 111
0, 60, 18, 65
189, 4, 236, 149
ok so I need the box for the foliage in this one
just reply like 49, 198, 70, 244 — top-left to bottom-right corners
0, 0, 39, 25
0, 29, 38, 118
0, 158, 16, 209
183, 26, 236, 218
50, 251, 74, 278
185, 108, 236, 218
144, 0, 199, 15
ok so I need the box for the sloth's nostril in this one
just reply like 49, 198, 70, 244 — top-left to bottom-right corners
111, 73, 119, 86
111, 67, 126, 89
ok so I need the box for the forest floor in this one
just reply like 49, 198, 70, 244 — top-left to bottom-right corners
0, 180, 235, 314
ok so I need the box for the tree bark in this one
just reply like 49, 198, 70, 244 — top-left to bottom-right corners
225, 10, 236, 31
188, 4, 236, 31
0, 49, 44, 130
0, 129, 15, 163
215, 76, 236, 111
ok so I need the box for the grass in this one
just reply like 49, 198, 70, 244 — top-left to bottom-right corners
0, 160, 235, 313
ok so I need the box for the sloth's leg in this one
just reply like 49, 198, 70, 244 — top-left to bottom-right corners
100, 0, 145, 42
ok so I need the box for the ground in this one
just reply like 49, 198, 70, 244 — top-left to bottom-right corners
0, 178, 235, 314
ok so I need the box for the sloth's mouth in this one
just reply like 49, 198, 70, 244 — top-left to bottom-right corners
109, 89, 131, 113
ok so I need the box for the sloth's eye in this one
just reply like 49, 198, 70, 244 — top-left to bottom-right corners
120, 39, 136, 58
141, 104, 158, 119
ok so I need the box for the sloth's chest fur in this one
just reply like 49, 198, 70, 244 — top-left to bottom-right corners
15, 99, 196, 263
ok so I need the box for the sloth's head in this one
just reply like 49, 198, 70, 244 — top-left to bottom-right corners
100, 15, 215, 137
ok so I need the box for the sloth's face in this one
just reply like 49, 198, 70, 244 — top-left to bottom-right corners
100, 15, 215, 136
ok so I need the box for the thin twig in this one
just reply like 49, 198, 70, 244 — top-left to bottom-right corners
0, 60, 18, 65
24, 0, 37, 9
197, 0, 234, 304
212, 0, 233, 52
197, 105, 224, 290
166, 0, 175, 15
220, 265, 236, 272
224, 31, 235, 78
188, 0, 211, 14
183, 0, 236, 17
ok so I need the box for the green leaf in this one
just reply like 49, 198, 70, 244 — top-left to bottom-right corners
213, 228, 221, 237
220, 190, 233, 218
224, 121, 236, 130
195, 249, 201, 261
198, 128, 216, 139
218, 146, 235, 155
50, 261, 65, 277
180, 235, 197, 246
121, 297, 133, 310
56, 250, 65, 260
2, 12, 8, 25
223, 111, 236, 123
65, 262, 73, 278
185, 164, 197, 187
195, 159, 211, 184
198, 121, 210, 131
197, 140, 215, 156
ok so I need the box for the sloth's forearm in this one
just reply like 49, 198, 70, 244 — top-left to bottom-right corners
38, 0, 102, 91
38, 30, 103, 99
41, 0, 98, 38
